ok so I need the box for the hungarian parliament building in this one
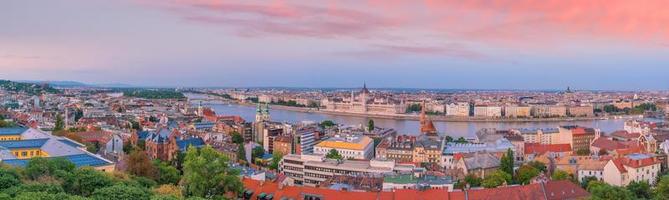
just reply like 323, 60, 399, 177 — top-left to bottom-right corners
320, 84, 406, 114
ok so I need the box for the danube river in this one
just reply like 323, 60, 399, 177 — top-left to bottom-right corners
202, 102, 641, 138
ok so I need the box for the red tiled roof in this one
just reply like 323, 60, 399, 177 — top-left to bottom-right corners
466, 184, 545, 200
75, 131, 112, 143
611, 131, 640, 139
242, 178, 589, 200
524, 143, 572, 155
544, 180, 591, 200
571, 127, 595, 136
611, 159, 628, 173
591, 137, 630, 151
614, 145, 644, 156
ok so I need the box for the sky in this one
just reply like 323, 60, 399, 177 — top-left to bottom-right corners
1, 0, 669, 90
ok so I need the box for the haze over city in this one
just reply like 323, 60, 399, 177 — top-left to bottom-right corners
2, 0, 669, 90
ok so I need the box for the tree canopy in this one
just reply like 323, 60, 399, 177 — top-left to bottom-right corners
482, 170, 511, 188
325, 149, 343, 160
182, 146, 243, 199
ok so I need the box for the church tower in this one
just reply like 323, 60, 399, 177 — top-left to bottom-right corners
419, 101, 438, 136
256, 103, 271, 122
262, 103, 271, 121
361, 83, 370, 112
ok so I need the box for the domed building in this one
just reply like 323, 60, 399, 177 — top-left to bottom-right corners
320, 83, 406, 114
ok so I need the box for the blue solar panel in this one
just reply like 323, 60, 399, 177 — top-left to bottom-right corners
2, 153, 113, 168
0, 127, 27, 135
0, 138, 49, 149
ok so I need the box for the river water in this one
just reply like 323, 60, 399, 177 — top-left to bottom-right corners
202, 102, 638, 138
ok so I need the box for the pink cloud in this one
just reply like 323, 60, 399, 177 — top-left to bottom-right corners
335, 43, 488, 60
139, 0, 669, 58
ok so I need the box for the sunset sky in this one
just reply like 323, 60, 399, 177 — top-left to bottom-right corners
2, 0, 669, 90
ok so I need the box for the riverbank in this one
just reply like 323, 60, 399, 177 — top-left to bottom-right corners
226, 101, 643, 122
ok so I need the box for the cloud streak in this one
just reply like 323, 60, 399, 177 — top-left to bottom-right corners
144, 0, 669, 49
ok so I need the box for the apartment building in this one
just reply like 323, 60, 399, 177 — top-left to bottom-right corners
446, 102, 470, 117
532, 105, 567, 118
602, 153, 661, 186
504, 106, 531, 118
568, 106, 594, 117
473, 106, 502, 117
280, 154, 395, 186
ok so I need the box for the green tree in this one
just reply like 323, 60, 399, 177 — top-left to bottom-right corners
151, 195, 181, 200
130, 120, 141, 131
182, 146, 242, 199
62, 168, 114, 197
74, 108, 83, 122
269, 152, 283, 170
455, 137, 468, 144
14, 192, 80, 200
527, 161, 547, 172
127, 150, 157, 179
655, 175, 669, 200
444, 136, 453, 143
25, 157, 75, 180
231, 132, 244, 144
406, 103, 422, 113
3, 183, 65, 197
0, 168, 20, 190
367, 119, 375, 132
626, 181, 652, 199
91, 184, 151, 200
500, 148, 514, 176
54, 114, 64, 132
551, 170, 569, 181
516, 165, 540, 185
251, 146, 265, 162
482, 170, 512, 188
325, 149, 343, 160
587, 181, 634, 200
237, 144, 246, 163
319, 120, 335, 128
464, 174, 482, 188
580, 176, 598, 188
153, 160, 180, 185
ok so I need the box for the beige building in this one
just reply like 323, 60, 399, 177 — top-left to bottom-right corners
446, 102, 470, 117
474, 106, 502, 117
568, 106, 594, 117
532, 105, 567, 118
504, 106, 531, 118
280, 154, 395, 186
602, 153, 661, 186
577, 158, 608, 183
512, 128, 570, 145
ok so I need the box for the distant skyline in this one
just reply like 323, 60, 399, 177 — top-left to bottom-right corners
2, 0, 669, 90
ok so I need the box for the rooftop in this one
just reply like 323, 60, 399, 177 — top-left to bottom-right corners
0, 138, 49, 149
0, 127, 27, 136
316, 134, 372, 151
2, 153, 113, 168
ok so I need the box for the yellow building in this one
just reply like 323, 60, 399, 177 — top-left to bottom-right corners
0, 127, 26, 141
0, 127, 115, 172
313, 134, 374, 160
